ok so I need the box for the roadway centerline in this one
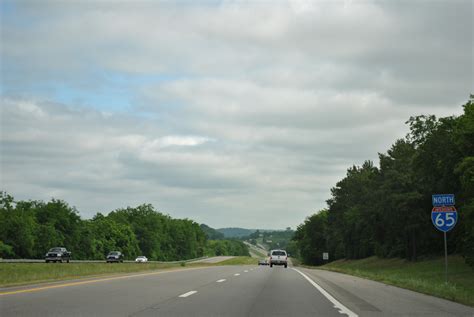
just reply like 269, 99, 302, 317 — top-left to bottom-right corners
216, 279, 226, 283
179, 290, 197, 298
292, 268, 358, 317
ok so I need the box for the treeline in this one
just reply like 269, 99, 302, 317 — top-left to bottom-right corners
200, 224, 225, 240
0, 193, 248, 260
293, 96, 474, 266
199, 224, 248, 256
205, 240, 249, 257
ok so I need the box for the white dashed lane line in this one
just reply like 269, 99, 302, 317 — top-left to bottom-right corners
234, 273, 240, 276
216, 279, 226, 283
179, 291, 197, 298
244, 270, 248, 273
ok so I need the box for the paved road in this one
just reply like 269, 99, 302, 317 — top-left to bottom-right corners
243, 242, 267, 258
1, 265, 473, 316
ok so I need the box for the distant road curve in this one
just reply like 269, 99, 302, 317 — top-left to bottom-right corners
189, 256, 235, 263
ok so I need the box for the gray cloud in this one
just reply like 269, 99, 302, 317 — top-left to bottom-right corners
1, 0, 471, 228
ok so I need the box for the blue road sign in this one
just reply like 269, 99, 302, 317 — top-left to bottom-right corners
432, 194, 455, 207
431, 206, 457, 232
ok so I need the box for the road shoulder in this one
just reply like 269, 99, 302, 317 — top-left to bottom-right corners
300, 268, 474, 316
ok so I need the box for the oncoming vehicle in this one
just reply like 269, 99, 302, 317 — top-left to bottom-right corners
135, 256, 148, 263
106, 251, 124, 263
269, 249, 288, 268
45, 247, 71, 263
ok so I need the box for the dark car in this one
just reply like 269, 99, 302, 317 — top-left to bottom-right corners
258, 259, 269, 266
106, 251, 124, 263
45, 247, 71, 263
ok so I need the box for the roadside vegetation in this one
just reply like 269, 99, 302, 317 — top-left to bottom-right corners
292, 96, 474, 267
0, 195, 249, 261
217, 256, 259, 265
317, 255, 474, 307
205, 240, 249, 257
0, 262, 193, 287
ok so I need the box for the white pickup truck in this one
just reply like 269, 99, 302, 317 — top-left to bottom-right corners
269, 249, 288, 268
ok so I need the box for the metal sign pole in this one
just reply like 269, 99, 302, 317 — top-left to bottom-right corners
444, 231, 448, 284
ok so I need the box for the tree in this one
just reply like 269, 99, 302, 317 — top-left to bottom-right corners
293, 210, 329, 265
293, 96, 474, 267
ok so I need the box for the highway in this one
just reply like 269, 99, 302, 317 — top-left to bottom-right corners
1, 264, 473, 316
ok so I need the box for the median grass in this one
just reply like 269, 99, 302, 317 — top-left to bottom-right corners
317, 255, 474, 307
217, 256, 259, 265
0, 262, 210, 288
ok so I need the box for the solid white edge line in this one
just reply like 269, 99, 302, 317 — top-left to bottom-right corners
292, 268, 358, 317
216, 279, 226, 283
179, 290, 197, 298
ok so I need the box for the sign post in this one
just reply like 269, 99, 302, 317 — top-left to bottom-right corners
431, 195, 457, 284
444, 232, 448, 284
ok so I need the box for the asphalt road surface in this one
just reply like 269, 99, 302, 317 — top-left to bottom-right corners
1, 264, 473, 316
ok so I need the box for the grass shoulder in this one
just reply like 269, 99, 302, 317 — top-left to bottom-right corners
0, 262, 210, 288
311, 255, 474, 307
215, 256, 260, 265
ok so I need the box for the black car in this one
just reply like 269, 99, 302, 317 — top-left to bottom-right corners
106, 251, 124, 263
45, 247, 71, 263
258, 259, 269, 266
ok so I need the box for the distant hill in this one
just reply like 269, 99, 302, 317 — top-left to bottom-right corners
200, 224, 225, 240
217, 227, 256, 238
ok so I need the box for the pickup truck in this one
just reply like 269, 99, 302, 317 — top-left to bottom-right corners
269, 249, 288, 268
45, 247, 71, 263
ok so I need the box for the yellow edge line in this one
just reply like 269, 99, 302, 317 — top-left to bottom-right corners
0, 267, 206, 296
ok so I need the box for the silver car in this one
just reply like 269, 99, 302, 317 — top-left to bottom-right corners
135, 256, 148, 263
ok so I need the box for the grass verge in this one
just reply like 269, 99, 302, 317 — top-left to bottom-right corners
0, 262, 210, 288
316, 255, 474, 307
217, 256, 259, 265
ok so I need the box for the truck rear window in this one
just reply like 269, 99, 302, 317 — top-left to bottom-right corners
272, 251, 286, 256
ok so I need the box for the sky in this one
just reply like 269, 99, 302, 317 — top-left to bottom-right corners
1, 0, 472, 229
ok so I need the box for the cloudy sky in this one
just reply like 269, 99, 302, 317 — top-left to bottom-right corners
1, 0, 472, 229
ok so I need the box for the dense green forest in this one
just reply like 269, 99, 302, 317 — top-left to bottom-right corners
293, 96, 474, 267
0, 195, 248, 260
